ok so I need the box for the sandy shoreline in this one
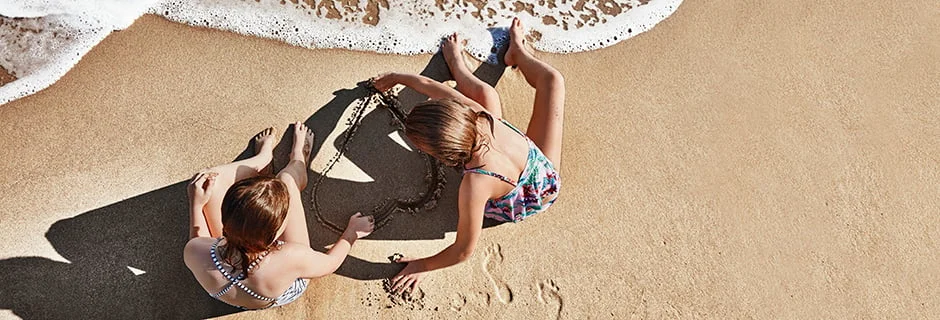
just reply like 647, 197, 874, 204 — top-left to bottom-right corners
0, 67, 14, 87
1, 0, 938, 319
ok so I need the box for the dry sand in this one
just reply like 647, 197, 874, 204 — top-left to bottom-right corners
1, 0, 938, 319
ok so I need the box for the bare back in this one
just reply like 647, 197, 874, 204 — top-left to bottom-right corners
183, 237, 306, 309
465, 113, 533, 201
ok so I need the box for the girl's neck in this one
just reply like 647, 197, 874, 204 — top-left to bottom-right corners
467, 137, 496, 170
463, 119, 499, 170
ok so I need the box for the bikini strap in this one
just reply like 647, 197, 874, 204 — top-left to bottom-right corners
463, 168, 517, 187
209, 237, 277, 302
498, 118, 526, 137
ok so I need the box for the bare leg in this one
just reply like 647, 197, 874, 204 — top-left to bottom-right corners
201, 128, 277, 237
442, 33, 503, 117
504, 18, 565, 167
276, 121, 315, 246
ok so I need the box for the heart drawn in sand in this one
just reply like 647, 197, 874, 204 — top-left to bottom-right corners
307, 84, 448, 234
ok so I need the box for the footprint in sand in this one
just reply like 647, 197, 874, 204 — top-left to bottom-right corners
482, 244, 513, 304
537, 280, 563, 320
450, 293, 468, 311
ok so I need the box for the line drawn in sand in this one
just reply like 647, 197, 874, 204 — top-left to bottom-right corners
482, 243, 513, 304
537, 280, 563, 319
308, 81, 448, 234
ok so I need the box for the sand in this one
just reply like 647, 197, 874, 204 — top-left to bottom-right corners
1, 0, 938, 319
0, 67, 14, 87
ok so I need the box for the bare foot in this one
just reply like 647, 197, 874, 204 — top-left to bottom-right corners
442, 33, 468, 71
291, 121, 315, 163
254, 127, 276, 175
504, 17, 530, 67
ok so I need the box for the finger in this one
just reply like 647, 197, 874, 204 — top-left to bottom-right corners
390, 277, 406, 292
191, 172, 204, 184
354, 212, 362, 217
392, 278, 406, 293
399, 278, 416, 294
202, 175, 216, 189
410, 279, 420, 292
193, 173, 207, 186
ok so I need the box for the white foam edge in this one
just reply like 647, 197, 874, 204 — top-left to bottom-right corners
0, 16, 111, 105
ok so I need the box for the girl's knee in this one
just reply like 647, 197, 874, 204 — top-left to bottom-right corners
542, 70, 564, 88
466, 84, 498, 103
478, 84, 499, 98
277, 168, 307, 191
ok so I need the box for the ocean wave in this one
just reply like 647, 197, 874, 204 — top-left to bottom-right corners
0, 0, 682, 105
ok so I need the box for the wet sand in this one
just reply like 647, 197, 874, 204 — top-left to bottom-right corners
0, 0, 938, 319
0, 67, 14, 87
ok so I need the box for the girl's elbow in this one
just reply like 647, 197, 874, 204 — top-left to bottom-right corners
331, 255, 348, 273
456, 248, 475, 263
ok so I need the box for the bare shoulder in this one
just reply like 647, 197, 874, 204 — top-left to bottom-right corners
459, 174, 501, 201
274, 242, 320, 263
459, 98, 492, 115
185, 237, 215, 252
183, 237, 215, 268
272, 242, 328, 276
276, 242, 309, 255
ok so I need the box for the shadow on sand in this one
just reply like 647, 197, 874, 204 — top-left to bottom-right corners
0, 52, 507, 319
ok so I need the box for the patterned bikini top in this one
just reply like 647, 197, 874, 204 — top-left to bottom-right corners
462, 119, 561, 222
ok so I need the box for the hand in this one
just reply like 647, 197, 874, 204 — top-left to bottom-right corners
188, 171, 217, 208
390, 257, 427, 294
371, 72, 399, 92
345, 212, 375, 239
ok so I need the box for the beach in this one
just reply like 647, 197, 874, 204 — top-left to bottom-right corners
0, 0, 938, 319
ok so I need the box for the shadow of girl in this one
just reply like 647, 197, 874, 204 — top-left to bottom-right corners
0, 182, 240, 319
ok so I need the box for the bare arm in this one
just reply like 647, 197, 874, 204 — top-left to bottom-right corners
419, 180, 486, 269
390, 177, 487, 292
294, 231, 359, 278
295, 213, 374, 278
187, 172, 216, 239
189, 206, 212, 239
373, 72, 482, 110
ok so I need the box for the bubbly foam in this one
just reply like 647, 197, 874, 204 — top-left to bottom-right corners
0, 0, 682, 105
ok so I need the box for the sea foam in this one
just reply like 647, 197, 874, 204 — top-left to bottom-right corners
0, 0, 682, 105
